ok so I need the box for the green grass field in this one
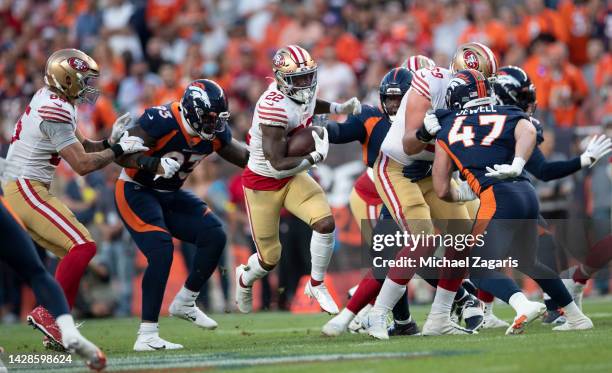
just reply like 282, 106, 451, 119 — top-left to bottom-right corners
2, 300, 612, 373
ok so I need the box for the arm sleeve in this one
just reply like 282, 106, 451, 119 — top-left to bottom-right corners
525, 147, 581, 181
325, 114, 367, 144
40, 120, 79, 152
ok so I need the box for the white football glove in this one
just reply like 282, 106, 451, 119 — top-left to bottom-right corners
156, 158, 181, 179
453, 180, 477, 202
580, 134, 612, 168
485, 157, 526, 179
331, 97, 362, 115
0, 157, 7, 182
116, 132, 149, 154
310, 127, 329, 163
110, 113, 132, 144
423, 110, 441, 136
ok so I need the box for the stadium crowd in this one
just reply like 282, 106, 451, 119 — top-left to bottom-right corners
0, 0, 610, 321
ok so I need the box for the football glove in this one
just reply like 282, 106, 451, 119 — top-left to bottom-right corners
158, 158, 181, 179
331, 97, 362, 115
117, 132, 149, 154
580, 134, 612, 168
110, 113, 131, 144
310, 127, 329, 163
452, 180, 477, 202
485, 157, 526, 179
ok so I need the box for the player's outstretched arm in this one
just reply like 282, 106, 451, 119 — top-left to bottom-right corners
79, 113, 132, 152
315, 98, 361, 115
113, 126, 177, 177
217, 139, 249, 168
402, 91, 432, 155
514, 118, 537, 162
324, 114, 367, 145
432, 141, 454, 201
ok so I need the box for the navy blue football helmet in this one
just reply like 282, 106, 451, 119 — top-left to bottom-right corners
493, 66, 537, 114
180, 79, 229, 140
445, 69, 493, 110
379, 67, 412, 116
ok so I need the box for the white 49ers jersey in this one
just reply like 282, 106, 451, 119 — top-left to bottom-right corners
245, 83, 316, 185
380, 67, 452, 165
5, 87, 77, 184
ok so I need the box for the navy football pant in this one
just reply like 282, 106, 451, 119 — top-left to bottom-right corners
0, 197, 69, 318
470, 181, 572, 306
115, 181, 226, 322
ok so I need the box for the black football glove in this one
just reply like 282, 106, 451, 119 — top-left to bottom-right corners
402, 160, 433, 183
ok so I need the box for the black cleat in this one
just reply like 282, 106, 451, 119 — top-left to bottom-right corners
542, 309, 566, 325
388, 320, 420, 336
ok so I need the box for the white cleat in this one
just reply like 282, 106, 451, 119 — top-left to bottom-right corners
169, 299, 218, 330
562, 278, 585, 311
553, 315, 593, 331
482, 312, 510, 329
505, 301, 546, 335
235, 265, 253, 313
348, 304, 372, 334
365, 309, 390, 340
133, 333, 183, 351
304, 281, 339, 315
62, 333, 106, 371
422, 313, 476, 336
322, 316, 348, 337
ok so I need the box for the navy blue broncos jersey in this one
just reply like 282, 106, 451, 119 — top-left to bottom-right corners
124, 101, 232, 191
435, 105, 530, 195
326, 105, 391, 168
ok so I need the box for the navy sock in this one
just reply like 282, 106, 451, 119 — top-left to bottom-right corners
392, 290, 411, 322
141, 238, 174, 322
185, 226, 227, 291
522, 261, 573, 308
545, 298, 559, 311
471, 275, 521, 304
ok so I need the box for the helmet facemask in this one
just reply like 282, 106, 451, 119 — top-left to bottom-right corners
76, 74, 100, 105
381, 87, 403, 117
276, 67, 317, 104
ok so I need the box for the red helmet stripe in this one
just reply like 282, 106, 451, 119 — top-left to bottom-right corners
287, 45, 303, 65
295, 45, 308, 64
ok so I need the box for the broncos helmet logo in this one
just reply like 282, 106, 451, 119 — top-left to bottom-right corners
187, 84, 211, 109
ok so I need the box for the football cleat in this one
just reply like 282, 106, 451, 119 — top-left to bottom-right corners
235, 265, 253, 313
553, 314, 593, 331
133, 333, 183, 352
169, 298, 218, 330
304, 281, 339, 315
388, 319, 420, 337
482, 312, 510, 329
562, 277, 585, 311
364, 309, 390, 340
542, 309, 567, 325
348, 304, 371, 334
63, 333, 106, 371
505, 301, 546, 335
322, 316, 348, 337
422, 313, 476, 336
460, 295, 485, 331
27, 306, 65, 351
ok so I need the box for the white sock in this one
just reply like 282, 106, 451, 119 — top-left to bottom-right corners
138, 322, 159, 335
563, 301, 584, 321
373, 279, 405, 313
310, 231, 334, 282
334, 308, 355, 326
508, 292, 530, 314
176, 286, 198, 303
430, 287, 456, 316
241, 254, 269, 286
56, 314, 79, 338
483, 301, 494, 316
395, 316, 413, 325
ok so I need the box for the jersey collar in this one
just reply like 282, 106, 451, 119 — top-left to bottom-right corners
170, 102, 202, 146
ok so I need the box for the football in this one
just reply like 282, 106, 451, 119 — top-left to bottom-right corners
286, 126, 324, 157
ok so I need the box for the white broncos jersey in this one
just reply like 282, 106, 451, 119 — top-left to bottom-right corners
5, 87, 78, 184
380, 66, 452, 165
246, 83, 316, 179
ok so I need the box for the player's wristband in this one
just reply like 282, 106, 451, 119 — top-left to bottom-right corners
329, 102, 341, 114
102, 139, 111, 149
416, 126, 434, 143
309, 151, 323, 164
110, 144, 124, 158
137, 156, 160, 173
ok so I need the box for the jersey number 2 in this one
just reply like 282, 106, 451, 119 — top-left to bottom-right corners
448, 115, 506, 147
10, 106, 31, 144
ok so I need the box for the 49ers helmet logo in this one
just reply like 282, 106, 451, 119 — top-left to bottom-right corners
67, 57, 89, 72
463, 50, 479, 69
273, 53, 285, 68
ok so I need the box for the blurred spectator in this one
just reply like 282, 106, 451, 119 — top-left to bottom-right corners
116, 61, 161, 115
432, 1, 468, 59
317, 46, 357, 102
101, 0, 143, 61
459, 1, 508, 56
515, 0, 569, 47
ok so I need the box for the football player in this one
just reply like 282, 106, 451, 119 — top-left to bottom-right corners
113, 79, 249, 351
2, 48, 148, 349
365, 43, 497, 338
432, 69, 592, 334
478, 66, 612, 328
0, 191, 105, 369
235, 45, 361, 315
